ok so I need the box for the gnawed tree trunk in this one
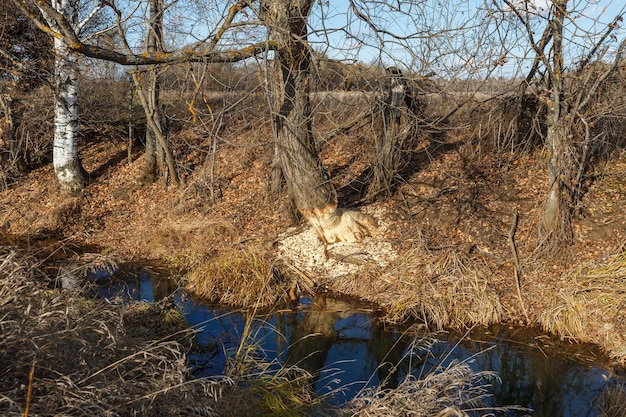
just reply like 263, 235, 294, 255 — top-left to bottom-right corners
52, 26, 88, 194
263, 0, 376, 243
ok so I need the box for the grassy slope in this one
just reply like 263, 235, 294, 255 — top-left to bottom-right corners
0, 102, 625, 369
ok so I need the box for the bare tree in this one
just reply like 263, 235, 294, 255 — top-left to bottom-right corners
491, 0, 626, 245
260, 0, 377, 243
11, 0, 526, 242
135, 0, 179, 185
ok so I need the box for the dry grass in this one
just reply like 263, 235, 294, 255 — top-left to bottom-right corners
597, 383, 626, 417
347, 333, 518, 417
0, 245, 342, 416
0, 245, 520, 416
213, 313, 339, 417
537, 245, 626, 361
185, 247, 291, 308
0, 245, 222, 416
380, 246, 503, 329
56, 251, 120, 289
145, 217, 238, 267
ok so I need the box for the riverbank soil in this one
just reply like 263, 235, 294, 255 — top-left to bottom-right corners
0, 118, 625, 371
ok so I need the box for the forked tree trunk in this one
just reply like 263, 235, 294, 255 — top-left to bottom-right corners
141, 0, 179, 185
264, 0, 376, 243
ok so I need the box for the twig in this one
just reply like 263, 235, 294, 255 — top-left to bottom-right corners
23, 359, 35, 417
282, 262, 317, 295
508, 211, 529, 323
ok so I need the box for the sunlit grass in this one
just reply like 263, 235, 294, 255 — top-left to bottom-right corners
348, 331, 522, 417
185, 247, 291, 308
380, 246, 503, 329
537, 246, 626, 360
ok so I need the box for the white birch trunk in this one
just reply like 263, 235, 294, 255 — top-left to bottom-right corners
53, 36, 85, 193
48, 0, 86, 193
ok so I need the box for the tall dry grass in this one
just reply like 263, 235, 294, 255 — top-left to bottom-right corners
348, 333, 521, 417
0, 244, 521, 416
538, 245, 626, 361
379, 246, 503, 329
185, 247, 291, 308
0, 245, 222, 416
212, 312, 339, 417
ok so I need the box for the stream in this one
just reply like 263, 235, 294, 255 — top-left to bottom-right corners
95, 266, 623, 417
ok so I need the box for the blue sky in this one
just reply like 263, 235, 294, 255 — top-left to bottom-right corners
305, 0, 626, 77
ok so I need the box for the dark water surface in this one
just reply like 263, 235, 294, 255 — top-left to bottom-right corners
97, 267, 624, 417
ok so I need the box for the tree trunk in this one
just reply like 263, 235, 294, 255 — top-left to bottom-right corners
141, 0, 179, 185
52, 34, 88, 194
267, 57, 285, 196
142, 71, 160, 183
541, 0, 572, 242
264, 0, 376, 243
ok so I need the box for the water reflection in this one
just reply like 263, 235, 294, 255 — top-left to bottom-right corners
97, 268, 623, 417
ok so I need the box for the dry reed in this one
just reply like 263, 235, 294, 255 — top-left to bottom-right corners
537, 245, 626, 361
347, 333, 520, 417
185, 247, 290, 308
597, 383, 626, 417
381, 246, 503, 329
0, 245, 222, 416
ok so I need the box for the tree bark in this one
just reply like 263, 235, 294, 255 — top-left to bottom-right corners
541, 0, 572, 242
264, 0, 376, 243
141, 0, 179, 185
52, 23, 88, 194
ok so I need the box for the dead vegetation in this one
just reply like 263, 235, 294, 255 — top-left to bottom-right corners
0, 245, 519, 417
0, 76, 626, 372
185, 247, 290, 308
0, 245, 330, 416
0, 246, 219, 416
347, 333, 522, 417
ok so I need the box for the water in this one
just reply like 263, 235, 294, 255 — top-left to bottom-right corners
96, 267, 624, 417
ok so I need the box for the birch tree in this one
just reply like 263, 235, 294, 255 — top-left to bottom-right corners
16, 0, 106, 193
